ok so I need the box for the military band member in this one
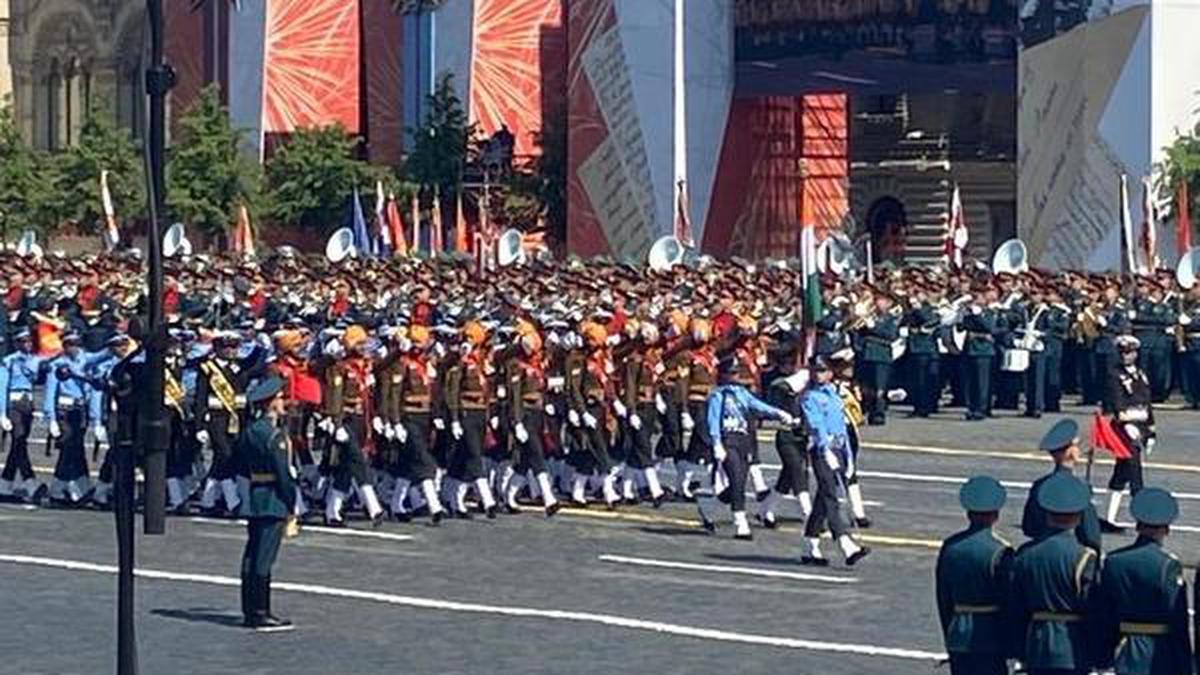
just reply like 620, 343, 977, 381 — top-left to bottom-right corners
935, 476, 1015, 675
0, 330, 46, 503
856, 291, 898, 426
799, 357, 871, 566
1095, 488, 1192, 675
1022, 419, 1102, 552
1041, 287, 1071, 413
1179, 284, 1200, 410
697, 355, 793, 539
237, 375, 296, 632
194, 332, 267, 516
1131, 279, 1176, 402
902, 287, 941, 418
43, 332, 95, 506
1011, 472, 1100, 675
1102, 335, 1156, 533
962, 287, 997, 421
1093, 281, 1131, 409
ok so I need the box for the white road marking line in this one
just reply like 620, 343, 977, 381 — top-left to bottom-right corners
0, 503, 40, 511
0, 553, 945, 662
598, 554, 858, 585
187, 517, 414, 542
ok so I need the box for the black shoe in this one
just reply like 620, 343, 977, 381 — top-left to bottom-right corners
605, 500, 618, 511
758, 513, 778, 530
854, 517, 872, 529
371, 513, 385, 529
1099, 519, 1126, 534
503, 504, 521, 515
800, 556, 829, 567
28, 484, 48, 506
323, 517, 345, 528
735, 530, 754, 541
846, 547, 872, 566
248, 615, 294, 632
545, 502, 562, 518
700, 517, 716, 535
485, 505, 498, 520
391, 511, 412, 523
650, 494, 664, 509
453, 510, 474, 521
431, 511, 444, 526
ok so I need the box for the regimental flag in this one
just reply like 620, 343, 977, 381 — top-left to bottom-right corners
674, 179, 692, 246
1140, 176, 1159, 273
454, 189, 469, 253
386, 192, 407, 257
944, 183, 968, 268
375, 180, 388, 255
1177, 179, 1192, 257
232, 202, 255, 256
1120, 174, 1138, 275
350, 187, 370, 258
1090, 411, 1133, 460
100, 170, 119, 252
410, 192, 421, 254
431, 187, 444, 254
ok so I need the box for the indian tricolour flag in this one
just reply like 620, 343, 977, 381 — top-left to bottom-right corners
100, 170, 119, 252
800, 220, 822, 328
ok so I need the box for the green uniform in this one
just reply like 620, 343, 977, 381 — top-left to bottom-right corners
1011, 528, 1100, 674
1096, 537, 1192, 675
935, 524, 1016, 675
1022, 465, 1102, 553
1131, 299, 1176, 402
238, 416, 296, 625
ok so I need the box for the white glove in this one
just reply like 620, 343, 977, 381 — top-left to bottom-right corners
630, 413, 643, 431
613, 401, 628, 418
319, 417, 335, 434
93, 425, 109, 445
682, 412, 695, 431
395, 423, 408, 444
334, 427, 350, 444
568, 410, 581, 427
514, 423, 530, 444
778, 412, 796, 428
195, 429, 209, 446
372, 417, 385, 435
490, 416, 500, 430
256, 332, 272, 350
823, 450, 841, 471
1127, 310, 1137, 320
324, 339, 345, 359
452, 421, 464, 440
1124, 424, 1141, 441
496, 385, 508, 399
384, 423, 396, 441
654, 362, 666, 376
583, 412, 598, 429
545, 403, 557, 417
1145, 437, 1156, 456
1180, 314, 1192, 326
713, 444, 727, 463
433, 418, 446, 432
655, 393, 667, 415
0, 417, 11, 432
49, 420, 62, 439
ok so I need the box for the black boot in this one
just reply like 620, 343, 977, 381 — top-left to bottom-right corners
240, 574, 252, 624
250, 576, 292, 632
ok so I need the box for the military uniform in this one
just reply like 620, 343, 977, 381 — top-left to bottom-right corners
962, 302, 998, 421
193, 335, 266, 514
1011, 472, 1101, 675
1022, 419, 1102, 552
443, 332, 498, 517
902, 301, 940, 417
1179, 296, 1200, 409
936, 476, 1015, 675
856, 308, 898, 425
0, 331, 45, 502
1092, 300, 1130, 409
237, 377, 296, 632
1102, 336, 1155, 530
42, 334, 95, 505
506, 329, 560, 516
1131, 295, 1176, 402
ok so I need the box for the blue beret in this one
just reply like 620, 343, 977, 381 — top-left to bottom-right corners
1130, 487, 1178, 527
1039, 419, 1079, 453
959, 475, 1007, 512
1037, 472, 1091, 514
247, 376, 285, 405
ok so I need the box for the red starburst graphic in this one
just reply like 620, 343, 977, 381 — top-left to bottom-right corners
262, 0, 361, 134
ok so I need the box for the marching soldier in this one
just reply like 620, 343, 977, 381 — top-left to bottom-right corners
935, 476, 1015, 675
678, 318, 718, 502
506, 320, 561, 516
443, 320, 499, 518
1010, 471, 1101, 675
617, 320, 667, 507
237, 375, 296, 632
43, 332, 95, 507
194, 332, 267, 515
0, 330, 46, 503
1102, 335, 1155, 533
1095, 487, 1192, 675
1022, 419, 1102, 551
388, 324, 446, 523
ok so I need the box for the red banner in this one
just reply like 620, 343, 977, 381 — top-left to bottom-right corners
262, 0, 361, 134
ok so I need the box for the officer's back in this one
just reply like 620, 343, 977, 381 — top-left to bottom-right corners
238, 417, 295, 519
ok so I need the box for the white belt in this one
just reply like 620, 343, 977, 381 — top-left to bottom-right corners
8, 392, 32, 402
547, 377, 565, 391
1119, 408, 1149, 422
207, 395, 247, 411
57, 396, 81, 409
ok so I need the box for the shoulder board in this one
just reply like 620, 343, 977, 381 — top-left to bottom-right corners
989, 531, 1012, 548
1074, 548, 1097, 594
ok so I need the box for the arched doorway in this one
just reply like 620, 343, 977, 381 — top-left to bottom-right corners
865, 196, 908, 263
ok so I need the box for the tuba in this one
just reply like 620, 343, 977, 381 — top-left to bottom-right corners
325, 227, 356, 264
16, 230, 42, 259
497, 228, 525, 267
991, 238, 1029, 274
647, 235, 689, 272
164, 222, 193, 258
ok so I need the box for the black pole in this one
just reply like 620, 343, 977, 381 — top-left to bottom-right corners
112, 353, 140, 675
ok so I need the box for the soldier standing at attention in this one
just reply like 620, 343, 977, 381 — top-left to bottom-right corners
238, 375, 296, 632
1095, 487, 1192, 675
1130, 279, 1176, 403
856, 290, 899, 426
1022, 419, 1102, 552
1011, 471, 1101, 675
962, 285, 998, 421
935, 475, 1015, 675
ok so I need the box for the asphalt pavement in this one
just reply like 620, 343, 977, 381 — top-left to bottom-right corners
3, 399, 1200, 675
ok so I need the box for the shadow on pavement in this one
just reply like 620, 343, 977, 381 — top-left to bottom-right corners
704, 552, 800, 567
635, 526, 711, 538
151, 607, 244, 628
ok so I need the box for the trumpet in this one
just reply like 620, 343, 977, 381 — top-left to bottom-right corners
843, 297, 876, 332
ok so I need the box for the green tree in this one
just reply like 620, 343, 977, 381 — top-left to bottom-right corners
405, 73, 473, 194
263, 124, 375, 232
55, 100, 145, 233
1158, 117, 1200, 230
0, 103, 59, 238
167, 84, 262, 240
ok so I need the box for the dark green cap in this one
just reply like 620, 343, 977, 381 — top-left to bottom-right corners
1039, 419, 1079, 453
1036, 472, 1090, 514
959, 475, 1006, 512
247, 376, 285, 405
1129, 487, 1179, 527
